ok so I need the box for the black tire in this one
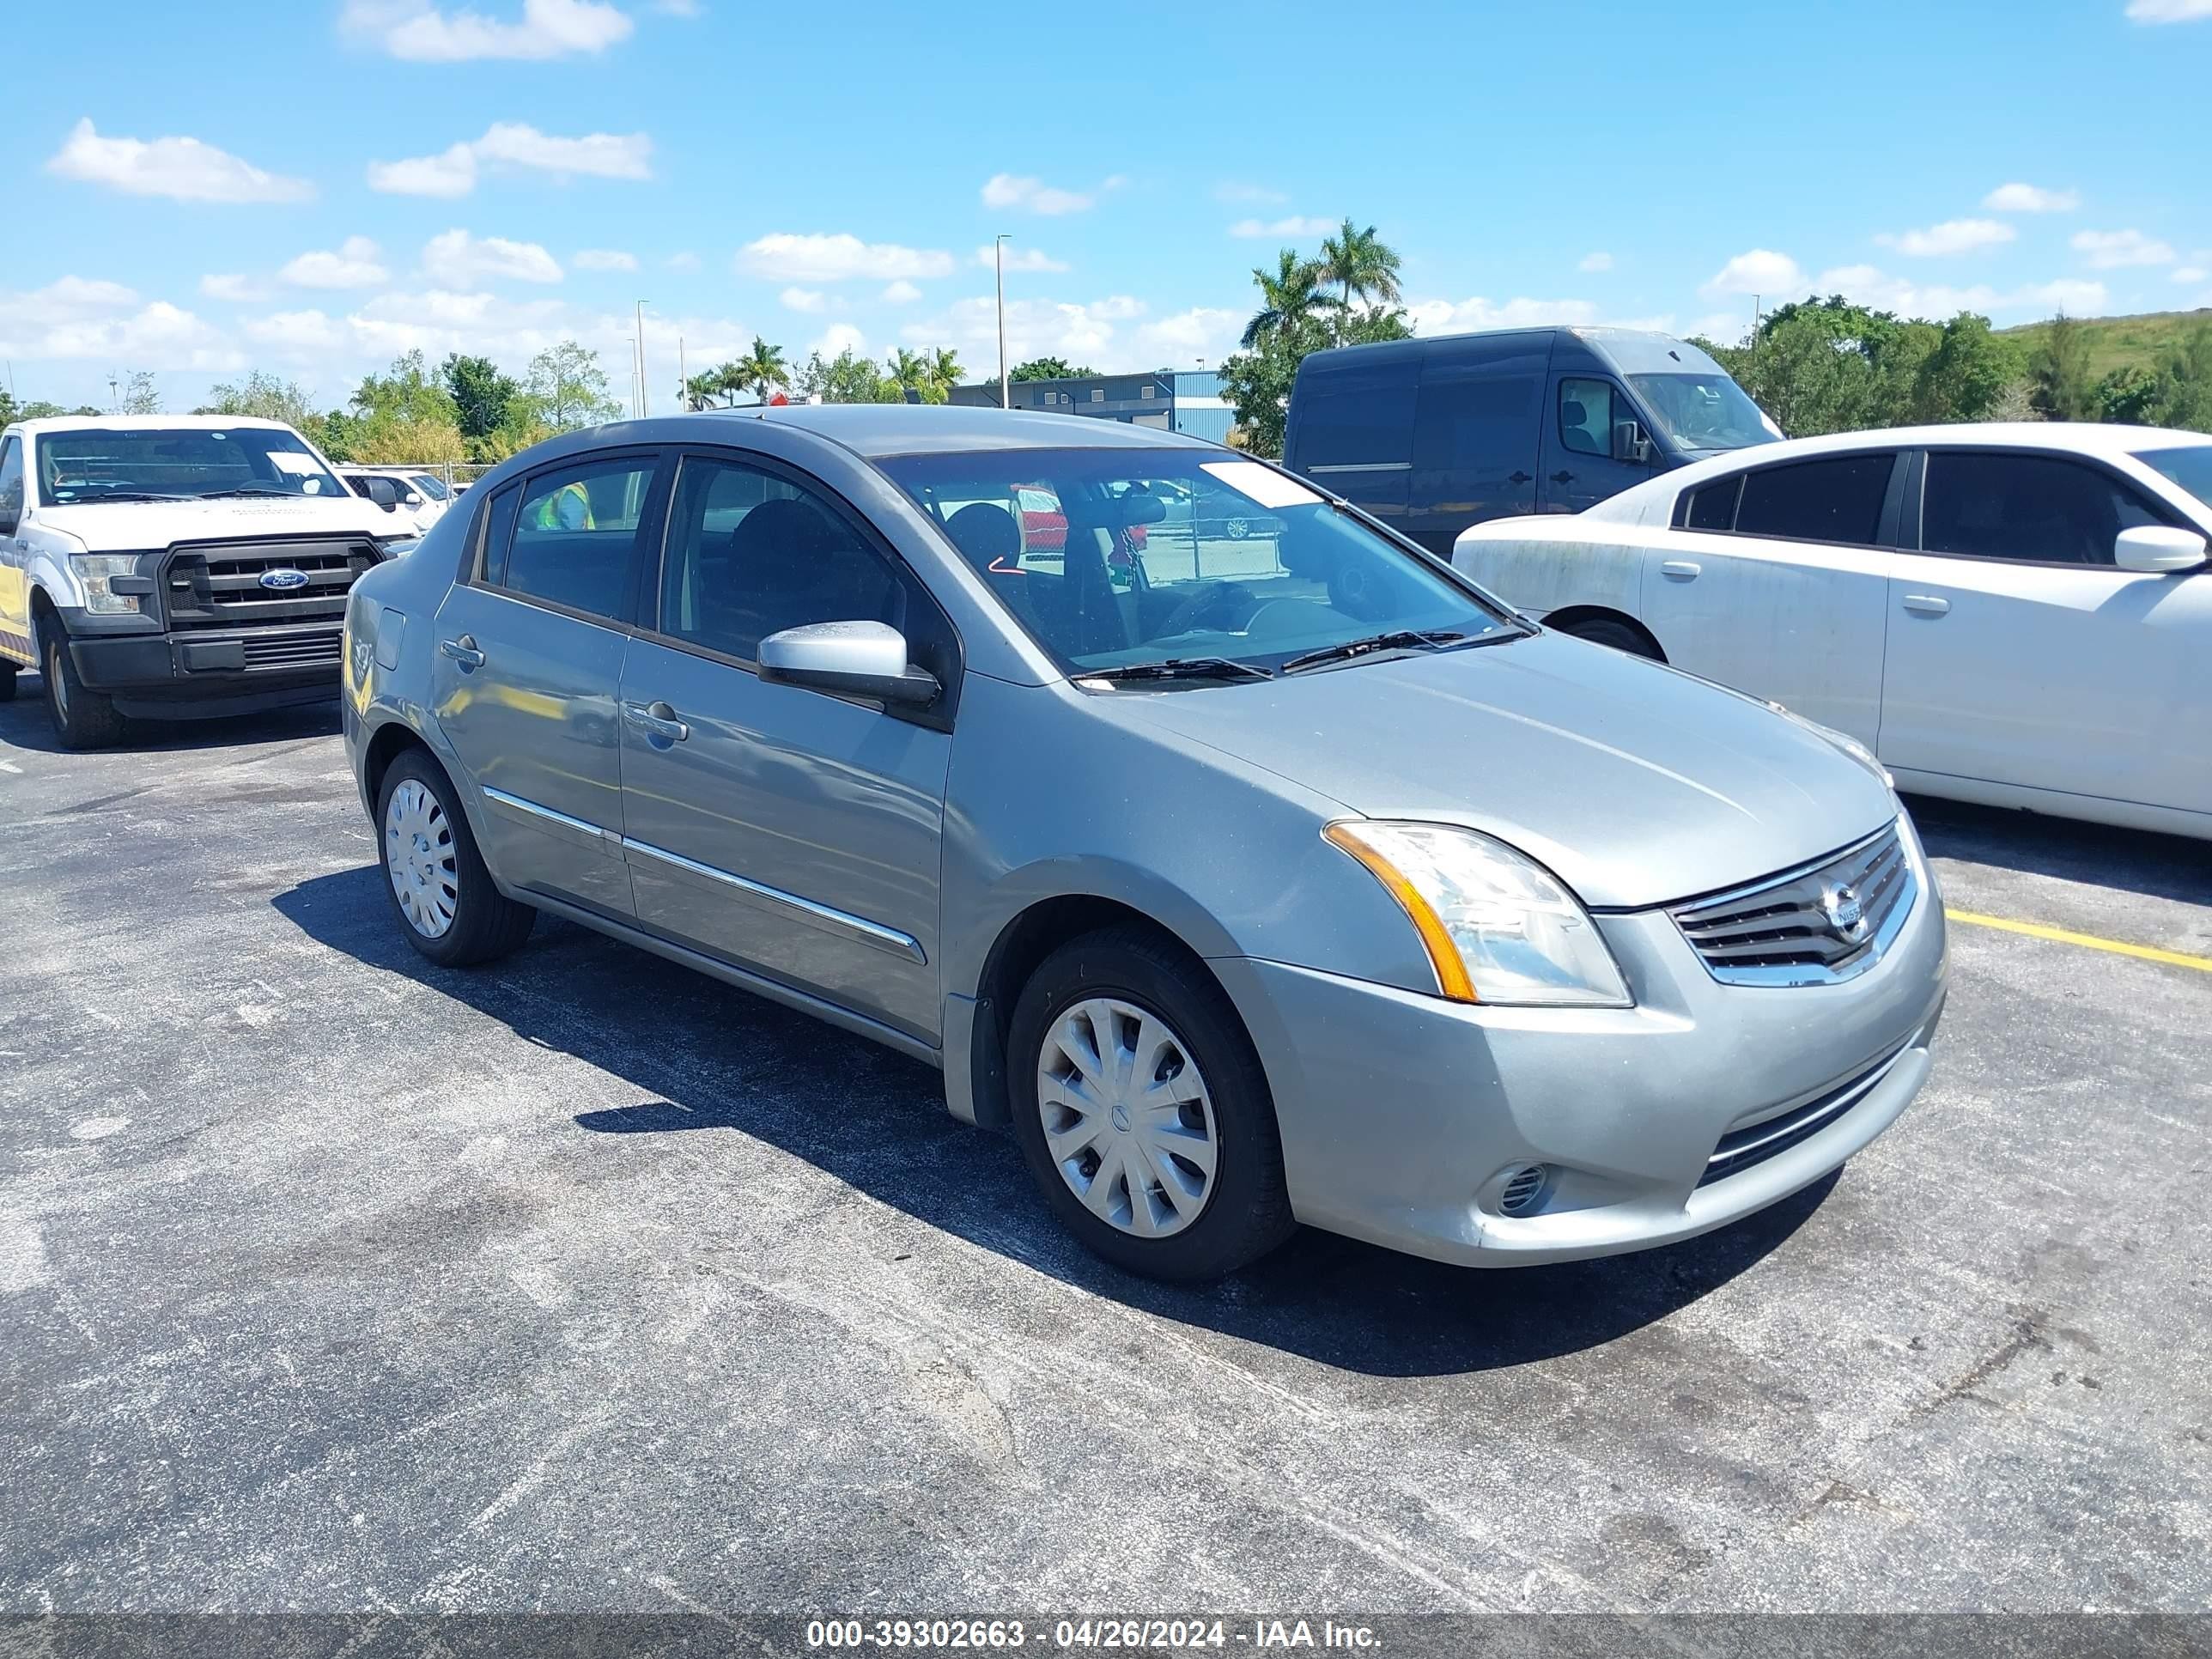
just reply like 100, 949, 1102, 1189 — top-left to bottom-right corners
1007, 925, 1294, 1280
39, 621, 126, 750
375, 746, 537, 968
1559, 617, 1660, 659
0, 659, 16, 702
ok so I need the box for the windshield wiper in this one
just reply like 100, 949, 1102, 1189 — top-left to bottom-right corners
1077, 656, 1275, 686
1279, 629, 1470, 675
56, 489, 192, 502
195, 486, 297, 499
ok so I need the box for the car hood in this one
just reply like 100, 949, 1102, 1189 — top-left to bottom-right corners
30, 495, 402, 549
1101, 631, 1897, 909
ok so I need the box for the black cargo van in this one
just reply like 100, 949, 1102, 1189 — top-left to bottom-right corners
1283, 327, 1778, 553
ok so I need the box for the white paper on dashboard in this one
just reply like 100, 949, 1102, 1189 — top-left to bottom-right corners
1199, 461, 1322, 510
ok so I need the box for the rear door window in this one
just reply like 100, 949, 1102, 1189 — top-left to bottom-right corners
1682, 474, 1742, 531
493, 456, 662, 621
1921, 451, 2167, 566
1734, 454, 1895, 546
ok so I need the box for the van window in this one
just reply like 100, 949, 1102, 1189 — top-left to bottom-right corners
1734, 455, 1893, 546
1413, 374, 1541, 471
1557, 379, 1616, 458
1296, 375, 1415, 468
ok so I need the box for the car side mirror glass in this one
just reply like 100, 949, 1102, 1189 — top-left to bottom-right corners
1612, 419, 1653, 466
362, 476, 401, 508
757, 620, 940, 708
2114, 525, 2208, 573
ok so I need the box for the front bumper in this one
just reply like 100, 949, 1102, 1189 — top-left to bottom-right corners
1212, 826, 1949, 1267
64, 618, 341, 719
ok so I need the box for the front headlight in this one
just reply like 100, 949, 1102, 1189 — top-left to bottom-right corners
1764, 701, 1893, 789
1326, 820, 1632, 1008
69, 554, 144, 615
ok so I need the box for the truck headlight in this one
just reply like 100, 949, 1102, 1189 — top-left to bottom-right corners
1326, 820, 1632, 1008
69, 554, 144, 615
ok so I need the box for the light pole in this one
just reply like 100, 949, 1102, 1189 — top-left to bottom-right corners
994, 234, 1011, 409
635, 301, 651, 417
678, 335, 688, 413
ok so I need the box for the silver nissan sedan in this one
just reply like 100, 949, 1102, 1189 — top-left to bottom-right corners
340, 406, 1947, 1280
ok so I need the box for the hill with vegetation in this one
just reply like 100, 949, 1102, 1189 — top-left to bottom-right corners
1999, 308, 2212, 382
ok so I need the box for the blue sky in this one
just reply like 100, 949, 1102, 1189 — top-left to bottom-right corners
7, 0, 2209, 412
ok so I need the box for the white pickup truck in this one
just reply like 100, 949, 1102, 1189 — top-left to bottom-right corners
0, 415, 420, 747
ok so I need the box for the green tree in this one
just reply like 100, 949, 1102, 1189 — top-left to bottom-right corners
1908, 313, 2022, 424
1010, 356, 1094, 381
117, 370, 161, 415
200, 371, 319, 430
1218, 294, 1410, 458
885, 347, 951, 403
441, 353, 520, 443
737, 336, 791, 403
520, 340, 621, 430
2029, 312, 2098, 422
2094, 365, 2166, 426
343, 350, 465, 462
930, 347, 963, 397
2152, 319, 2212, 432
1241, 247, 1331, 349
795, 349, 898, 404
1317, 219, 1403, 341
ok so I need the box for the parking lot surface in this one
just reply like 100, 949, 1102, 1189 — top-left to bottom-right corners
2, 687, 2208, 1615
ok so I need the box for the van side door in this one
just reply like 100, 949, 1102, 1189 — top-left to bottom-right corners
1288, 359, 1413, 532
1407, 345, 1545, 555
1538, 374, 1650, 513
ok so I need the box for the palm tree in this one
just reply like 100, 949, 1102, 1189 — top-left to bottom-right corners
886, 348, 933, 399
1241, 248, 1330, 349
738, 336, 789, 403
929, 347, 963, 397
1318, 219, 1404, 337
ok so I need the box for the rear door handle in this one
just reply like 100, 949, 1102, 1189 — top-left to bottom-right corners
1901, 593, 1951, 617
1660, 560, 1702, 580
439, 635, 485, 669
623, 700, 690, 743
1508, 471, 1534, 484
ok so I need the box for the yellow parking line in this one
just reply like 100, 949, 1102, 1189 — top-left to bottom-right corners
1945, 909, 2212, 975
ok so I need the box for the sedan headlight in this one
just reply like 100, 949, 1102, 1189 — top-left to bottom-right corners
69, 553, 145, 615
1326, 820, 1632, 1007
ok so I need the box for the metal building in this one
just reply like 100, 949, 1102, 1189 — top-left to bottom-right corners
951, 369, 1234, 445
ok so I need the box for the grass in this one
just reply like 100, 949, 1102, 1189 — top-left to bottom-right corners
1998, 307, 2212, 380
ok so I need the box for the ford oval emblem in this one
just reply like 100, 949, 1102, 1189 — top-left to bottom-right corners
259, 567, 311, 591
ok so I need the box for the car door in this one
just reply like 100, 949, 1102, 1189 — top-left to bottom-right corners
1406, 351, 1544, 555
430, 450, 667, 923
616, 448, 955, 1043
1635, 451, 1901, 744
1537, 374, 1649, 513
1880, 447, 2211, 813
1290, 359, 1414, 531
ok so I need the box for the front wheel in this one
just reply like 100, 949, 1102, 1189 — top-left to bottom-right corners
40, 626, 125, 749
1007, 926, 1293, 1279
376, 748, 537, 967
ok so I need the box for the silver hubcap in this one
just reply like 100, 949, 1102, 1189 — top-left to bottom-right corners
1036, 998, 1218, 1238
385, 779, 458, 939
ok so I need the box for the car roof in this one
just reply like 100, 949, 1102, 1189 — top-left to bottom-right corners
643, 404, 1225, 459
8, 414, 301, 437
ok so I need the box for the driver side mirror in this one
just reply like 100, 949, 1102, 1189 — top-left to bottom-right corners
757, 620, 940, 708
362, 475, 403, 511
2114, 526, 2207, 573
1611, 419, 1654, 466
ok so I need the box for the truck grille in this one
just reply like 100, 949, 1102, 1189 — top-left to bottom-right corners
1668, 823, 1915, 987
240, 628, 344, 669
163, 539, 377, 632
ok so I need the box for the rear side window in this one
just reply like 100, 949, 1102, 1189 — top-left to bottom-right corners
1295, 373, 1415, 468
493, 456, 660, 620
1682, 475, 1741, 531
1558, 379, 1617, 458
1413, 374, 1541, 471
1735, 454, 1893, 546
1922, 451, 2166, 566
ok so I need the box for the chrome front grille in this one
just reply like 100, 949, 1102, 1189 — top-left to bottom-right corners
1668, 822, 1916, 987
163, 540, 376, 632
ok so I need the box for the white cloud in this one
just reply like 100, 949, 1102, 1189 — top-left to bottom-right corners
1578, 252, 1614, 273
198, 274, 269, 303
880, 280, 921, 305
981, 173, 1094, 216
2173, 265, 2209, 284
2127, 0, 2212, 21
0, 278, 239, 370
278, 236, 390, 290
2071, 228, 2176, 268
1875, 218, 2016, 258
46, 118, 313, 204
1984, 182, 2080, 213
901, 295, 1124, 368
573, 248, 639, 271
738, 233, 953, 283
1132, 307, 1241, 368
422, 228, 563, 285
665, 251, 701, 273
1701, 249, 1806, 299
1409, 295, 1601, 333
369, 122, 651, 196
1215, 181, 1286, 205
811, 323, 867, 360
243, 308, 346, 352
1227, 216, 1335, 240
976, 244, 1069, 273
340, 0, 635, 61
780, 287, 828, 313
1811, 263, 2110, 319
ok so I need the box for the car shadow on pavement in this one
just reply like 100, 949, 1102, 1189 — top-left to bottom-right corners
0, 672, 341, 757
273, 864, 1832, 1379
1905, 793, 2211, 908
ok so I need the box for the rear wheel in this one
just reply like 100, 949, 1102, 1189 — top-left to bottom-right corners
1008, 926, 1294, 1279
40, 623, 125, 749
1559, 617, 1660, 659
376, 748, 536, 967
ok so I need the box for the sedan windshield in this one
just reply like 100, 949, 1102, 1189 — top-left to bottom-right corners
2132, 442, 2212, 512
1628, 374, 1778, 452
34, 427, 348, 503
878, 447, 1522, 680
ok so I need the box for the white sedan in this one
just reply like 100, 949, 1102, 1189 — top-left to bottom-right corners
1454, 422, 2212, 841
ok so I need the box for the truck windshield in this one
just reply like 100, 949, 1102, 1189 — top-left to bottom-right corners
1627, 374, 1778, 453
878, 447, 1522, 681
2132, 442, 2212, 512
34, 427, 348, 503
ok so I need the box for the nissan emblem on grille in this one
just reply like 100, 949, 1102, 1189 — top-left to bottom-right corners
1820, 882, 1870, 943
258, 568, 311, 591
1667, 823, 1916, 987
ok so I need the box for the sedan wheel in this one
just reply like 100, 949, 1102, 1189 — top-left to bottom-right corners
1036, 997, 1218, 1238
384, 777, 458, 939
374, 747, 536, 967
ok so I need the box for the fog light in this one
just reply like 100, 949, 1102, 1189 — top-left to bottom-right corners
1498, 1164, 1552, 1216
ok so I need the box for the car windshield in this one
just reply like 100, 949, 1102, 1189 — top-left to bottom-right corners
1628, 373, 1778, 452
878, 447, 1522, 679
35, 427, 348, 502
409, 472, 452, 501
2132, 443, 2212, 512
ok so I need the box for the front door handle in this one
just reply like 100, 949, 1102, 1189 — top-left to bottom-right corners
1550, 471, 1576, 484
1509, 471, 1534, 485
1901, 593, 1951, 617
1660, 560, 1702, 580
439, 634, 485, 669
623, 700, 690, 743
